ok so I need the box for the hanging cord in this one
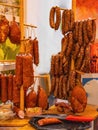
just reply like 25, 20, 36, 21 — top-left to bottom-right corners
32, 27, 36, 39
11, 6, 16, 22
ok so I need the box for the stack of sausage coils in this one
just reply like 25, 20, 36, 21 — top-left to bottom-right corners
49, 6, 96, 99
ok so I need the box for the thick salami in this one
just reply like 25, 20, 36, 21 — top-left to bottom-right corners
16, 54, 23, 87
23, 54, 34, 91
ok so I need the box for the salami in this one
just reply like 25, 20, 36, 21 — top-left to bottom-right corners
50, 55, 55, 76
55, 6, 61, 30
13, 75, 20, 106
16, 54, 23, 87
33, 38, 39, 66
91, 19, 96, 43
1, 74, 8, 103
49, 7, 55, 29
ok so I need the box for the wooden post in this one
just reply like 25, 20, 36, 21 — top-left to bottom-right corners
20, 0, 25, 111
72, 0, 76, 19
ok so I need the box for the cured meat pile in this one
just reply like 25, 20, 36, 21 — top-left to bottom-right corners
49, 7, 96, 100
0, 15, 21, 44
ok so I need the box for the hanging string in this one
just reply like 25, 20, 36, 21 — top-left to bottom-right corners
11, 6, 14, 21
32, 28, 36, 39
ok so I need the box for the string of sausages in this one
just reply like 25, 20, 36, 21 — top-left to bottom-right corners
0, 73, 48, 110
49, 7, 96, 100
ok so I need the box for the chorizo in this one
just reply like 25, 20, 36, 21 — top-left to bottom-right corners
50, 55, 55, 76
61, 35, 68, 55
91, 19, 96, 43
54, 6, 61, 30
54, 77, 59, 98
16, 54, 23, 87
23, 54, 34, 91
49, 7, 55, 29
65, 32, 73, 57
50, 76, 56, 94
49, 6, 61, 30
13, 75, 20, 106
87, 18, 93, 41
82, 20, 89, 45
78, 21, 83, 46
7, 74, 13, 101
1, 74, 8, 103
38, 118, 62, 126
61, 10, 66, 35
33, 38, 39, 66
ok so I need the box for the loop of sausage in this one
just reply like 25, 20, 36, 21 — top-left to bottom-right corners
49, 6, 61, 30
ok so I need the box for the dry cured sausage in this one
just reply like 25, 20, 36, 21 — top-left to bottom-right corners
16, 54, 23, 87
13, 75, 20, 106
7, 74, 13, 101
1, 74, 7, 103
23, 54, 34, 91
33, 38, 39, 66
